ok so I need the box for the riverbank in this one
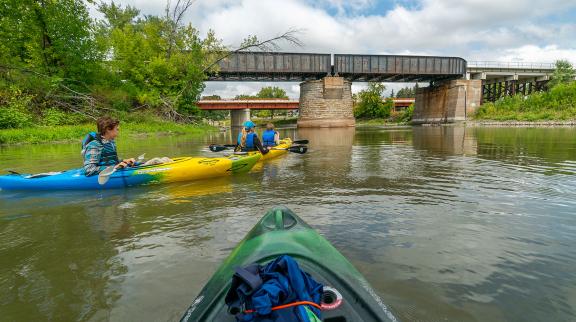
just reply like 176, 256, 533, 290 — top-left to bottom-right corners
466, 120, 576, 127
474, 81, 576, 121
254, 117, 298, 127
355, 118, 410, 126
0, 122, 216, 145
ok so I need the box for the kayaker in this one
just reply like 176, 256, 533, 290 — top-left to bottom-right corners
236, 120, 269, 154
82, 116, 135, 176
261, 123, 280, 147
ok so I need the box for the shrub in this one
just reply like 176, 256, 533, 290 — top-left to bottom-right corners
0, 87, 34, 129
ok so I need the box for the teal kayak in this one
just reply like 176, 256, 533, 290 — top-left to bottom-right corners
180, 206, 398, 322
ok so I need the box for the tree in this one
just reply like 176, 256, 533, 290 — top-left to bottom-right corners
549, 60, 575, 88
0, 0, 103, 81
256, 86, 288, 99
201, 95, 221, 100
396, 86, 415, 98
354, 82, 391, 119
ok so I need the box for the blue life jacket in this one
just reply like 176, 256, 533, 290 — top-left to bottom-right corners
82, 132, 119, 166
238, 132, 257, 151
225, 255, 323, 322
262, 130, 277, 147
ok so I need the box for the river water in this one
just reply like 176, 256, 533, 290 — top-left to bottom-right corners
1, 126, 575, 322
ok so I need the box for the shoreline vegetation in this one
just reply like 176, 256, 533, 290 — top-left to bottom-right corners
0, 1, 300, 144
0, 120, 215, 145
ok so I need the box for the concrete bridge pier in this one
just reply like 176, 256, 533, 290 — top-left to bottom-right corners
230, 108, 250, 127
297, 76, 355, 128
412, 79, 482, 124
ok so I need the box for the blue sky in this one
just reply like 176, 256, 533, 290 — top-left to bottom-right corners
97, 0, 576, 97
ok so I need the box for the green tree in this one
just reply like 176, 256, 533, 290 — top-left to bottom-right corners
256, 86, 288, 99
235, 94, 257, 99
354, 82, 391, 119
396, 86, 416, 98
549, 60, 575, 88
0, 0, 103, 80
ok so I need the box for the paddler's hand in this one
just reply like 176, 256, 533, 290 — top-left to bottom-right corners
123, 158, 136, 166
115, 161, 129, 169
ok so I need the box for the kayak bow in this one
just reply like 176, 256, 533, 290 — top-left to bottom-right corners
181, 206, 398, 322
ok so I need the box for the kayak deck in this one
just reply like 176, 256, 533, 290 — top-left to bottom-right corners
259, 138, 292, 161
181, 206, 398, 322
0, 153, 261, 191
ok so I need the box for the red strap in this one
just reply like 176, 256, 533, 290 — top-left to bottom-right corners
244, 301, 322, 314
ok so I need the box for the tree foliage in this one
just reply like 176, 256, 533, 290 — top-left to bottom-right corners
549, 60, 575, 88
256, 86, 288, 99
354, 83, 392, 119
0, 1, 300, 129
396, 84, 419, 98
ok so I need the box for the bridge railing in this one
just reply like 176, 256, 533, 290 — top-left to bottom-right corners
468, 61, 555, 69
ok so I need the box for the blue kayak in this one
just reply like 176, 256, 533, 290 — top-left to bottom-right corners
0, 154, 261, 191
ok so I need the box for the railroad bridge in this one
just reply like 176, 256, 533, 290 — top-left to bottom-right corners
206, 52, 553, 126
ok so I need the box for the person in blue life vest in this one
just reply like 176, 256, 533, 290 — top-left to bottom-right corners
81, 116, 136, 176
261, 123, 280, 147
236, 120, 269, 154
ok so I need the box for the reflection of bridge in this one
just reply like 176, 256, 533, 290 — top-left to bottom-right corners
197, 98, 415, 110
205, 52, 555, 126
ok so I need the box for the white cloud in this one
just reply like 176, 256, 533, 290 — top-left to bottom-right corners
97, 0, 576, 96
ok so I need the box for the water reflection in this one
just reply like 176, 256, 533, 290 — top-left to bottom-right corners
1, 126, 576, 322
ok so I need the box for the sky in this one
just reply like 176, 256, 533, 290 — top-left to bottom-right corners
93, 0, 576, 98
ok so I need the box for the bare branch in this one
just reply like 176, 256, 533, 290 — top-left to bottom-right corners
202, 28, 304, 73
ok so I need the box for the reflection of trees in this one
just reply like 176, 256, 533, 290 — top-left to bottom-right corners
0, 196, 129, 321
474, 127, 576, 172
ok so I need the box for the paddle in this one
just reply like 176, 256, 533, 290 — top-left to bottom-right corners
271, 145, 308, 154
209, 144, 234, 152
98, 153, 145, 185
209, 140, 308, 152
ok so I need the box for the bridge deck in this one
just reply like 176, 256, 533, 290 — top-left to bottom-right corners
207, 52, 467, 82
197, 99, 415, 110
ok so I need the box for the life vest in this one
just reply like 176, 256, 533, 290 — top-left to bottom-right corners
82, 132, 119, 166
225, 255, 323, 322
262, 129, 277, 146
238, 132, 256, 151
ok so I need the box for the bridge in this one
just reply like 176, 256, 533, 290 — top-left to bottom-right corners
206, 52, 555, 126
467, 61, 554, 102
209, 52, 466, 82
197, 98, 415, 110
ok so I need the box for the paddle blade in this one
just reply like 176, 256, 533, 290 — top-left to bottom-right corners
98, 166, 116, 185
209, 144, 228, 152
288, 145, 308, 154
292, 139, 309, 145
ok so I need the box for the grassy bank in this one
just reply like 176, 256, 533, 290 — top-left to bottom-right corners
254, 117, 298, 127
0, 121, 215, 145
474, 82, 576, 121
356, 118, 411, 126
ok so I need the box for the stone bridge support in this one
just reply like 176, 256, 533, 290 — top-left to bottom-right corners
297, 76, 355, 127
230, 108, 250, 127
412, 79, 482, 124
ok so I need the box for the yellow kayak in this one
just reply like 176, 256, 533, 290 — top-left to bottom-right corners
0, 153, 261, 190
258, 138, 292, 161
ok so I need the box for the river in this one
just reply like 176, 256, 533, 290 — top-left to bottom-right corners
1, 126, 575, 322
